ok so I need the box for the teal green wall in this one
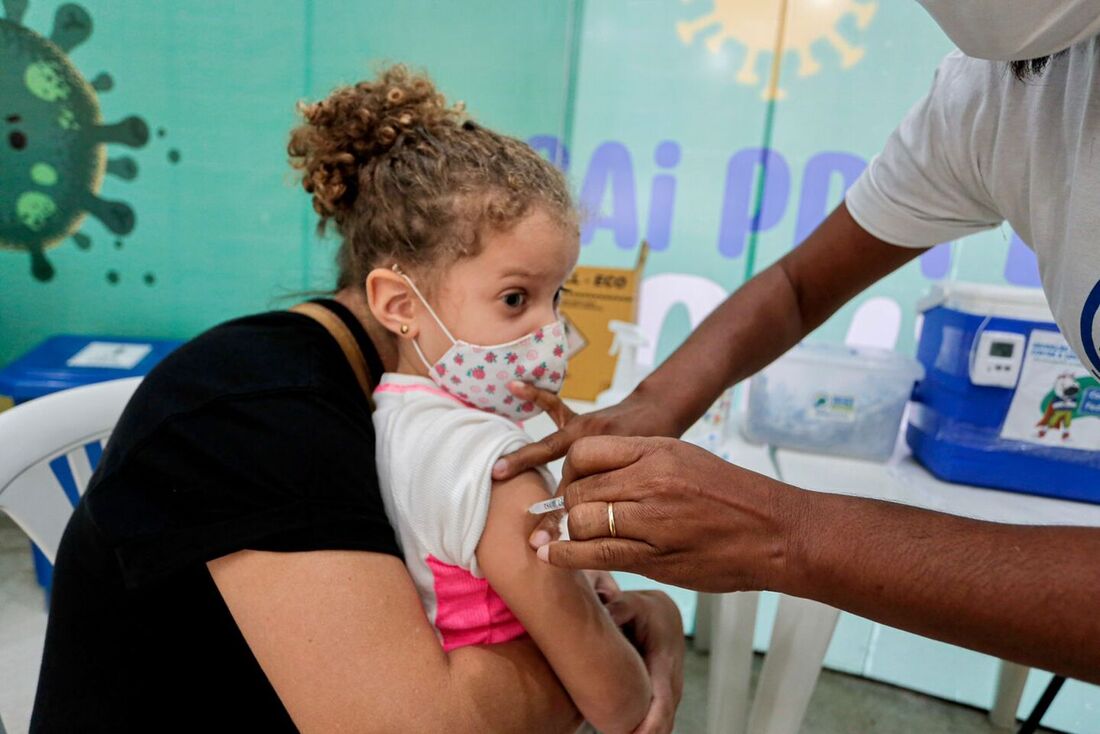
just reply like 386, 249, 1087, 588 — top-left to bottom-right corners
1, 1, 1093, 729
563, 0, 1035, 369
0, 0, 1038, 365
0, 0, 572, 364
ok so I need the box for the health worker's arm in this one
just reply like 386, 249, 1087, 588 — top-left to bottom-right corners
494, 202, 926, 480
476, 469, 665, 734
540, 435, 1100, 684
208, 549, 581, 734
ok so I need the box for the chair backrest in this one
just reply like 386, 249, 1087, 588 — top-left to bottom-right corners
0, 377, 142, 561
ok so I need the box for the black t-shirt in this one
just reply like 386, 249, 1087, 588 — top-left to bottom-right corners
30, 300, 401, 733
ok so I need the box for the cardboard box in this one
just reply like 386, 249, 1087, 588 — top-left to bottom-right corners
560, 243, 649, 401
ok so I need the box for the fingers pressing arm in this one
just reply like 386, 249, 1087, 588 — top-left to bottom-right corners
493, 386, 683, 481
537, 436, 797, 594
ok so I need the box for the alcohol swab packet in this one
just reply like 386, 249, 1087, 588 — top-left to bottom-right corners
527, 496, 565, 514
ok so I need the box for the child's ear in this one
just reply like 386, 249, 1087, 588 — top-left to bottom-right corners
365, 268, 419, 338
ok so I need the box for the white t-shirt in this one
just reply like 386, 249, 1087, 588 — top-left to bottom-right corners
846, 40, 1100, 379
372, 373, 552, 650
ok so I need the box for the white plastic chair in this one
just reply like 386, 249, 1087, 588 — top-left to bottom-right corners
0, 377, 141, 561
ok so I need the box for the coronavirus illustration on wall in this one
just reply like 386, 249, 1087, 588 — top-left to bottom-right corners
677, 0, 877, 99
1, 0, 149, 281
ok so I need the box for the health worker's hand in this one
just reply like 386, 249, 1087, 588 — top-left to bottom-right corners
537, 436, 802, 594
605, 590, 685, 734
492, 383, 684, 549
491, 383, 681, 482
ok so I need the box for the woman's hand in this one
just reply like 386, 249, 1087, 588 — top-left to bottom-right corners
605, 590, 685, 734
491, 383, 682, 482
536, 436, 804, 594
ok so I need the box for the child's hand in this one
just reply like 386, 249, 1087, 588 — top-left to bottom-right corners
583, 570, 622, 604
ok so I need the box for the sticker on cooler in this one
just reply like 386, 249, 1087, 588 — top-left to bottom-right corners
1080, 387, 1100, 417
1000, 330, 1100, 450
66, 341, 153, 370
812, 392, 857, 422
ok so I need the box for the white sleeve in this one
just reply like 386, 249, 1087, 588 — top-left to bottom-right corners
393, 407, 552, 578
845, 52, 1004, 248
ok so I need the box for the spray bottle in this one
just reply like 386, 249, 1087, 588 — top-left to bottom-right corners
595, 320, 652, 408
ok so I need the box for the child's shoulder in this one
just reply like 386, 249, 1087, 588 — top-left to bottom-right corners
373, 373, 527, 441
372, 374, 547, 570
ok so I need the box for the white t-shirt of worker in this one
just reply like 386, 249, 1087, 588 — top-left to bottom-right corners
372, 373, 553, 651
846, 40, 1100, 379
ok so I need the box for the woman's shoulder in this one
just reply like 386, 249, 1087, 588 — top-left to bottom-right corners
148, 304, 373, 409
102, 306, 374, 471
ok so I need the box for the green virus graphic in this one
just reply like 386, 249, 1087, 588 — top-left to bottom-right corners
1, 0, 149, 281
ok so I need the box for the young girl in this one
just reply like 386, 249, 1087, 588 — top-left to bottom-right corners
292, 65, 671, 732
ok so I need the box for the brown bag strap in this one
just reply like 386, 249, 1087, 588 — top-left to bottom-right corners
290, 302, 375, 407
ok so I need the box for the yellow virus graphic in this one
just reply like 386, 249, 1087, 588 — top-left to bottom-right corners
677, 0, 877, 99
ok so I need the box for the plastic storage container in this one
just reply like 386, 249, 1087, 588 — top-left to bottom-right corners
0, 334, 183, 592
907, 282, 1100, 503
743, 342, 924, 462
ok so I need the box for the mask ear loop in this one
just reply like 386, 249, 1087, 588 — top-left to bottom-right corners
391, 264, 458, 373
409, 337, 436, 375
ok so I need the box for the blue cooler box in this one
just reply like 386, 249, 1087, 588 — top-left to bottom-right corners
0, 335, 183, 592
907, 283, 1100, 504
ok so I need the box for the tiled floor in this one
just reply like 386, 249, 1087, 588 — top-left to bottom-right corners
0, 517, 47, 734
0, 515, 1052, 733
674, 647, 1056, 734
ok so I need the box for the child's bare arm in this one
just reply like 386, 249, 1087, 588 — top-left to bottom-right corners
476, 470, 652, 734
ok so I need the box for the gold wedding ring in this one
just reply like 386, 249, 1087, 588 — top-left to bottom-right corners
608, 502, 617, 538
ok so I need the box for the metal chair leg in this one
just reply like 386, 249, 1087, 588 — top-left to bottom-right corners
1017, 675, 1065, 734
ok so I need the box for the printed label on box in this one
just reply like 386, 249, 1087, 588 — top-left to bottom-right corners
1000, 330, 1100, 449
558, 244, 648, 401
66, 341, 152, 370
811, 392, 857, 422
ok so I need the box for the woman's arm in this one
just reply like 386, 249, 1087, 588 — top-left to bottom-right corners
494, 202, 926, 479
207, 549, 581, 734
476, 470, 661, 734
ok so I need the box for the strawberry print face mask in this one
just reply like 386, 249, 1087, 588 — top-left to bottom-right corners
397, 270, 569, 419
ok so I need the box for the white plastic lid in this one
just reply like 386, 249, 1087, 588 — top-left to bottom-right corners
780, 342, 925, 381
917, 282, 1054, 321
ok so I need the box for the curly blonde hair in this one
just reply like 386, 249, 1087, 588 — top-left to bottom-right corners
288, 65, 576, 290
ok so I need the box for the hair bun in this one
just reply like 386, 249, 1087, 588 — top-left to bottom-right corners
288, 65, 464, 222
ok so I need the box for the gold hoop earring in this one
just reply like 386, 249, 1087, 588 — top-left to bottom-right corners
400, 324, 410, 335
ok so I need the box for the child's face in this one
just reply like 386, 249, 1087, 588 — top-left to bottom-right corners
418, 206, 579, 359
